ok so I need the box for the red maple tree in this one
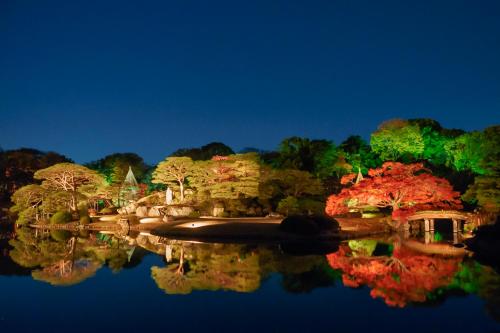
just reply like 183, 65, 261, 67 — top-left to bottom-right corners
326, 244, 460, 307
325, 162, 462, 223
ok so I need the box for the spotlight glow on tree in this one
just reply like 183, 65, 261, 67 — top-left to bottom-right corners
325, 162, 462, 223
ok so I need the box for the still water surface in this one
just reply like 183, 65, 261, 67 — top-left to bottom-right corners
0, 229, 499, 333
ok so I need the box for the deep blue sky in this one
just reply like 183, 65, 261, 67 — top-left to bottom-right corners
1, 0, 499, 164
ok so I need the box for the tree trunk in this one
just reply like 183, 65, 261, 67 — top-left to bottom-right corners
179, 181, 185, 202
71, 191, 79, 220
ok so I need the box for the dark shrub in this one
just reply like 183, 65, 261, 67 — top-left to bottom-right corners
50, 211, 72, 224
280, 216, 321, 235
309, 215, 339, 232
79, 216, 91, 224
50, 229, 71, 242
100, 207, 117, 215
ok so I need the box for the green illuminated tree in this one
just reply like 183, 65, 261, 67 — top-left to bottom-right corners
444, 131, 485, 175
339, 135, 381, 174
370, 119, 424, 161
86, 153, 149, 184
274, 137, 332, 173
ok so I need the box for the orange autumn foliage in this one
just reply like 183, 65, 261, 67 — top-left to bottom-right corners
325, 162, 462, 223
326, 244, 461, 307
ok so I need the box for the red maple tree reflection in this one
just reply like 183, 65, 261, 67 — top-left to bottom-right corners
326, 244, 461, 307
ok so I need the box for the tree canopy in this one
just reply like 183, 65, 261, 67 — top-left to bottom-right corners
326, 162, 462, 222
152, 157, 196, 201
370, 119, 424, 162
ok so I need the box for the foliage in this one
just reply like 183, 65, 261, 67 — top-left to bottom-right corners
151, 244, 261, 294
86, 152, 149, 184
339, 135, 381, 174
50, 211, 72, 224
370, 119, 424, 162
10, 184, 46, 223
79, 215, 91, 224
326, 162, 462, 223
34, 163, 105, 213
327, 243, 461, 307
0, 148, 71, 201
444, 131, 486, 175
152, 157, 196, 202
277, 196, 300, 216
273, 137, 332, 173
348, 240, 377, 257
443, 126, 499, 177
259, 168, 323, 200
191, 153, 261, 200
463, 176, 500, 213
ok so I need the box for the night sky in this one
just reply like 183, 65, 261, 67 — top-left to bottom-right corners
1, 0, 499, 164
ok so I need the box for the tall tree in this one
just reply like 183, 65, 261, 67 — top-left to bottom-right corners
86, 152, 149, 184
274, 137, 332, 173
190, 153, 261, 200
370, 119, 424, 162
152, 157, 196, 201
339, 135, 381, 174
34, 163, 104, 215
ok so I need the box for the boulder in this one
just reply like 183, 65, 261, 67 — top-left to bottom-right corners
148, 207, 162, 217
136, 206, 149, 217
166, 205, 194, 217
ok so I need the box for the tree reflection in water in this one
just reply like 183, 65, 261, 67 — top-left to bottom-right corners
5, 227, 500, 322
326, 239, 500, 314
8, 228, 133, 286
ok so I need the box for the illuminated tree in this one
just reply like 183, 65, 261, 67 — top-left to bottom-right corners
444, 131, 486, 175
152, 157, 196, 201
326, 162, 462, 223
191, 153, 261, 200
34, 163, 104, 215
9, 185, 46, 224
370, 119, 424, 161
86, 152, 149, 184
419, 126, 453, 166
339, 135, 381, 174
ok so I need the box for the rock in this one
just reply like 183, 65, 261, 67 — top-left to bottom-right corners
213, 207, 224, 217
136, 206, 148, 217
148, 207, 162, 217
166, 205, 194, 217
118, 202, 137, 215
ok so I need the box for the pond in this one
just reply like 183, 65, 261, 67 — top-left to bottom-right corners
0, 228, 499, 333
